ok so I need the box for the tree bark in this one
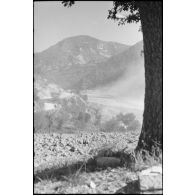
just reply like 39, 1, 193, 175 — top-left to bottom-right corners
136, 1, 162, 152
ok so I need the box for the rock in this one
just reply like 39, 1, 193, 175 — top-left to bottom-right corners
89, 181, 96, 189
96, 157, 121, 168
125, 172, 138, 183
138, 165, 162, 192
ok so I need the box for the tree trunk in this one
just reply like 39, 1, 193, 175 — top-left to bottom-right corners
136, 1, 162, 152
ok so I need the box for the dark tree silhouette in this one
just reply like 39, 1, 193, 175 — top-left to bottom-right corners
62, 1, 162, 153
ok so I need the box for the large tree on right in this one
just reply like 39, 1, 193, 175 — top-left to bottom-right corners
108, 1, 163, 152
137, 1, 162, 152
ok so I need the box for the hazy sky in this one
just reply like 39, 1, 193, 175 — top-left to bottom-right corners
34, 1, 143, 52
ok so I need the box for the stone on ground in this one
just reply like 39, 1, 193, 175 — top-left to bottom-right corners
96, 157, 121, 168
138, 165, 162, 193
86, 180, 96, 189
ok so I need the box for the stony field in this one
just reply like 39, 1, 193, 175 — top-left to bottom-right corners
34, 131, 161, 194
34, 132, 139, 169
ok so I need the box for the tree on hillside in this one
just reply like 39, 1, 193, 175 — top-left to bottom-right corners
62, 1, 162, 153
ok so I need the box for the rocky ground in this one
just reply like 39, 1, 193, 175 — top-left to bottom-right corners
34, 132, 138, 168
34, 132, 162, 194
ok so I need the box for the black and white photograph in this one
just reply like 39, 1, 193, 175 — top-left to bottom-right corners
33, 1, 162, 194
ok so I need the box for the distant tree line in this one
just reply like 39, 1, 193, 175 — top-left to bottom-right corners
34, 94, 141, 134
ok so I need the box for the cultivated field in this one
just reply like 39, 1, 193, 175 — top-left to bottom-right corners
34, 131, 141, 193
34, 131, 139, 169
34, 131, 161, 194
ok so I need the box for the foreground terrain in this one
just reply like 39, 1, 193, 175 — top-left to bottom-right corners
34, 132, 162, 194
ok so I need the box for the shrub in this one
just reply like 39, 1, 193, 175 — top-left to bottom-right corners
101, 112, 141, 133
101, 117, 120, 132
34, 111, 50, 133
34, 94, 103, 133
127, 119, 141, 131
116, 113, 136, 126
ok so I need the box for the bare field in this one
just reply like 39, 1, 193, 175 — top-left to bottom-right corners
34, 131, 139, 169
34, 131, 141, 194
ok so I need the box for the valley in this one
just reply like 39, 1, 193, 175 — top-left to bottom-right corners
34, 35, 145, 131
83, 90, 143, 123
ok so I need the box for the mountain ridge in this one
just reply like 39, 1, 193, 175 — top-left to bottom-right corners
34, 35, 143, 91
34, 35, 130, 54
34, 35, 129, 71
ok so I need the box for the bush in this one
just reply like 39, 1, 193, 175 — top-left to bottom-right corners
101, 112, 141, 133
116, 113, 136, 125
34, 94, 103, 133
34, 111, 51, 133
101, 118, 120, 132
126, 119, 141, 131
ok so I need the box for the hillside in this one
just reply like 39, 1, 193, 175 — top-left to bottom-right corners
34, 35, 129, 66
34, 35, 143, 90
34, 35, 144, 123
34, 35, 129, 88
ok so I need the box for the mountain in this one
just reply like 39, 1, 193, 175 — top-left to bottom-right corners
86, 41, 144, 87
34, 35, 143, 91
34, 35, 128, 75
91, 41, 144, 97
34, 35, 144, 123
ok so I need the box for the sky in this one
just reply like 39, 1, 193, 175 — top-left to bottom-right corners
34, 1, 143, 52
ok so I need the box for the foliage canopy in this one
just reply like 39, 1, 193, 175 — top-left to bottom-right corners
62, 1, 141, 25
